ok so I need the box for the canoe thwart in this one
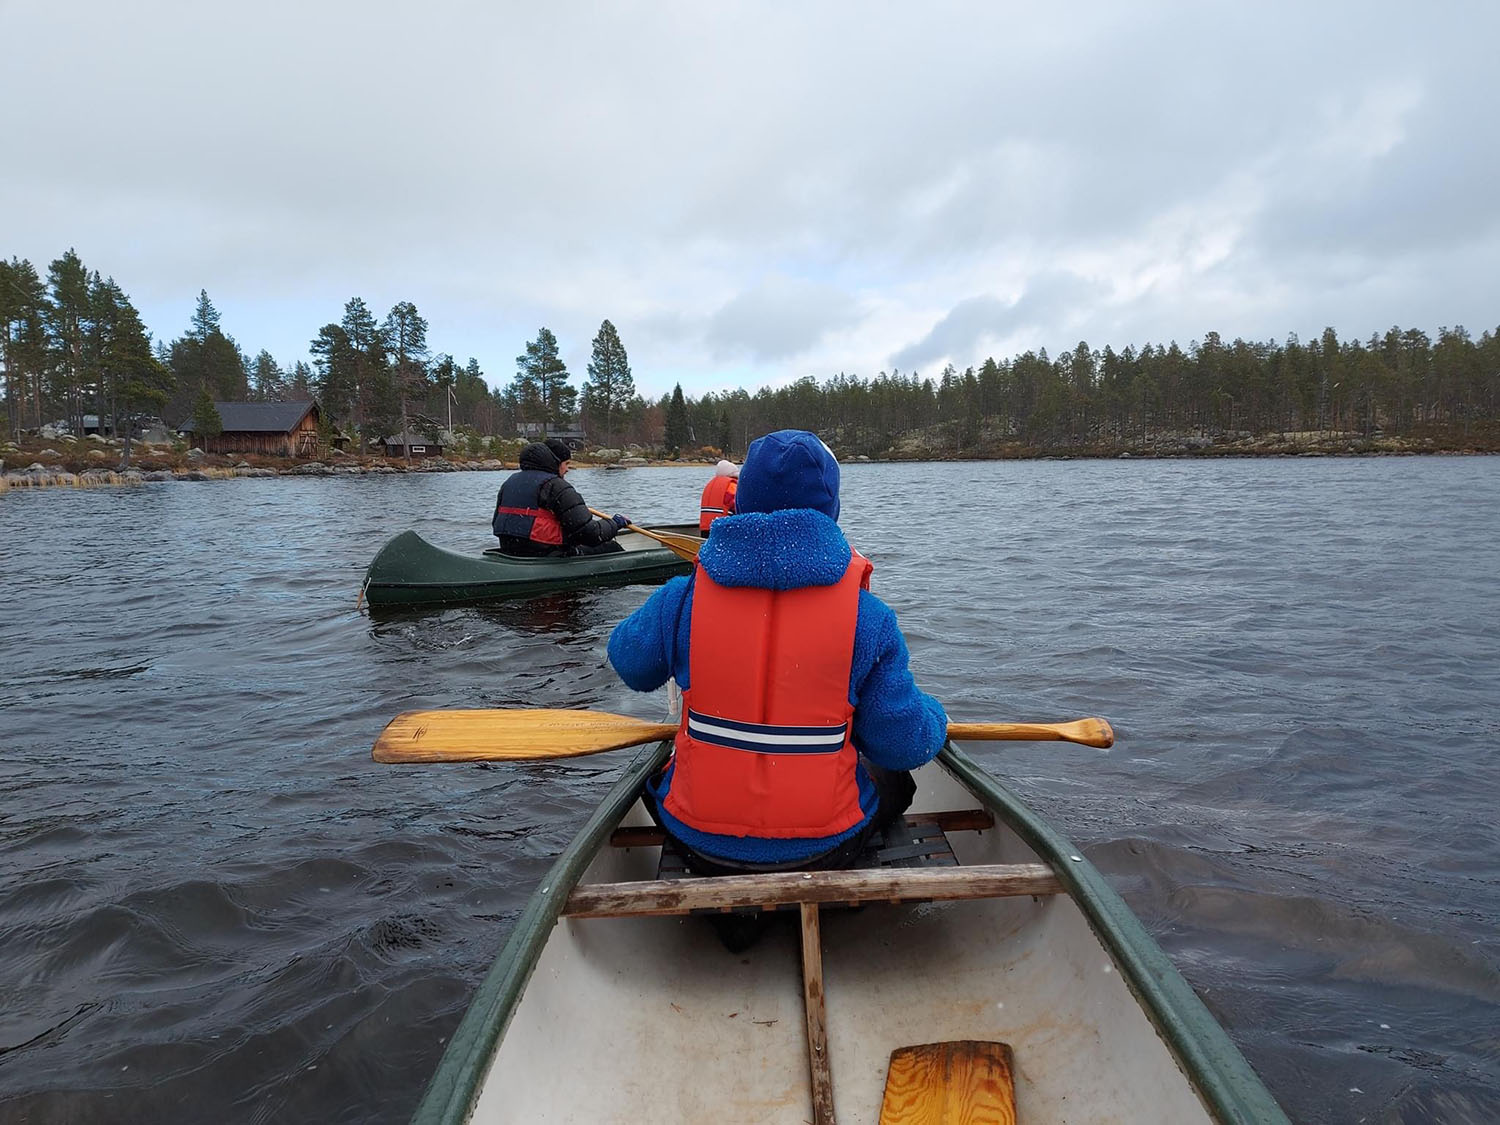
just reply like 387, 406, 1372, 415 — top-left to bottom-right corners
562, 862, 1063, 919
879, 1041, 1017, 1125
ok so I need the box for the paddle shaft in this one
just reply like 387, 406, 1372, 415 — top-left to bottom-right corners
588, 508, 701, 561
372, 708, 1114, 763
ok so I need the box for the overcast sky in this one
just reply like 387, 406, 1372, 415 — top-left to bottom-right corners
4, 1, 1497, 399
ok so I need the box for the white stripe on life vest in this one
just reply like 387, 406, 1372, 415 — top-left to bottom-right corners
700, 507, 725, 514
687, 715, 847, 747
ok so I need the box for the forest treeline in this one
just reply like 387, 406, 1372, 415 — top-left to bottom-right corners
4, 248, 1498, 458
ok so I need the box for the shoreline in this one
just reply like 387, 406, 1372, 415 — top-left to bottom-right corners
4, 436, 1497, 490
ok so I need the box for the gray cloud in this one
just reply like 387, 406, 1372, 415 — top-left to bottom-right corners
704, 279, 864, 362
892, 274, 1108, 372
2, 1, 1497, 395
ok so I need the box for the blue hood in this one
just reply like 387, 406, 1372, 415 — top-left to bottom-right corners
698, 509, 851, 590
735, 429, 840, 522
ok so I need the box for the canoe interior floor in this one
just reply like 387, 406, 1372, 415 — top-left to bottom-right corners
597, 809, 1024, 1125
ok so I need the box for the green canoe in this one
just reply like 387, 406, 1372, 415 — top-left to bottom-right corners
362, 527, 696, 608
406, 741, 1289, 1124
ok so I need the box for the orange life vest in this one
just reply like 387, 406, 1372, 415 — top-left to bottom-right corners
698, 476, 737, 533
664, 551, 873, 838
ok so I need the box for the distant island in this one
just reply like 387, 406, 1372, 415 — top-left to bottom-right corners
4, 249, 1498, 481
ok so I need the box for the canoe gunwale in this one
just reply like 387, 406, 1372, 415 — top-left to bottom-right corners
409, 741, 673, 1125
937, 741, 1289, 1125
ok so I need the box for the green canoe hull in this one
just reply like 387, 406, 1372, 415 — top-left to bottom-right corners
362, 528, 695, 607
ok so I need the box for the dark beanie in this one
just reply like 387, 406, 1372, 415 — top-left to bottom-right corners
544, 438, 573, 462
734, 430, 840, 521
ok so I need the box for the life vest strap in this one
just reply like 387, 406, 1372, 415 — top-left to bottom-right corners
686, 709, 848, 755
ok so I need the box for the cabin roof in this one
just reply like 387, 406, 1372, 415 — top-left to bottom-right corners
383, 430, 444, 445
179, 400, 318, 434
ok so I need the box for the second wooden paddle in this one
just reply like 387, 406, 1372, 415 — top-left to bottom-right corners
372, 708, 1114, 763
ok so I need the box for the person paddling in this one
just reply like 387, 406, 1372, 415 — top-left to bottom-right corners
492, 438, 631, 557
698, 458, 739, 537
607, 429, 947, 947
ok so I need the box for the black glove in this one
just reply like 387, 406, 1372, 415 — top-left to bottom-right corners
612, 514, 631, 530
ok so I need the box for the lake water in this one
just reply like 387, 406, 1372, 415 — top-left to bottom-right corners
1, 458, 1498, 1124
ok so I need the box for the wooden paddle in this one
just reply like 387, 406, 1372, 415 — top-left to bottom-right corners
372, 708, 1114, 763
588, 507, 701, 562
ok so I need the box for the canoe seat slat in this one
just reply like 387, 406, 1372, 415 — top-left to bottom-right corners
878, 1041, 1017, 1125
607, 808, 995, 852
874, 841, 959, 864
562, 862, 1062, 919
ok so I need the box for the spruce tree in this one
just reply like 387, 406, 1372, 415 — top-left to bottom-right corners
664, 383, 689, 455
251, 351, 284, 401
310, 323, 356, 422
191, 386, 223, 439
583, 319, 634, 442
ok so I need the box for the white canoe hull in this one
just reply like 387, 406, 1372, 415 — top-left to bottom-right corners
417, 744, 1286, 1125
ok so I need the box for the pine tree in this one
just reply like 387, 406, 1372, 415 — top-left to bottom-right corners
341, 297, 385, 432
0, 257, 49, 436
664, 383, 689, 455
92, 281, 173, 466
582, 319, 634, 443
514, 327, 575, 428
382, 301, 429, 454
46, 249, 91, 434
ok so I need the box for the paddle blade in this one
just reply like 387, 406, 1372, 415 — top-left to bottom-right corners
947, 718, 1114, 749
639, 529, 701, 562
372, 708, 677, 763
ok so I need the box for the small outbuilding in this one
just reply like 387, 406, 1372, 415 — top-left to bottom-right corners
179, 401, 323, 457
382, 430, 445, 459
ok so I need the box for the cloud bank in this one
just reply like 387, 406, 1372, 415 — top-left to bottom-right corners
2, 0, 1497, 397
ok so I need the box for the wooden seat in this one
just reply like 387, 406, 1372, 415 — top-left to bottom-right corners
879, 1041, 1017, 1125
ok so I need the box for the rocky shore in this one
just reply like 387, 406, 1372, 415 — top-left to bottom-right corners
4, 428, 1495, 489
0, 437, 703, 489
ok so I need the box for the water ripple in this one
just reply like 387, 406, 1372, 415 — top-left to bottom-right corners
1, 460, 1498, 1123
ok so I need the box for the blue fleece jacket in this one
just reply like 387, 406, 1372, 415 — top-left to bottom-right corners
606, 508, 948, 863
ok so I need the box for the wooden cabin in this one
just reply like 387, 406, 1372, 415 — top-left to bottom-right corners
517, 423, 587, 445
382, 430, 445, 459
179, 401, 322, 457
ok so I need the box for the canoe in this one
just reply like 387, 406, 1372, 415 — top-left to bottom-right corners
362, 527, 696, 608
409, 740, 1289, 1124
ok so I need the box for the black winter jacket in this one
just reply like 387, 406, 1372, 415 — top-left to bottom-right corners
493, 442, 618, 556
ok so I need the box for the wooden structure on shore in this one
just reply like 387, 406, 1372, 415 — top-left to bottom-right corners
179, 401, 323, 457
382, 430, 446, 459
